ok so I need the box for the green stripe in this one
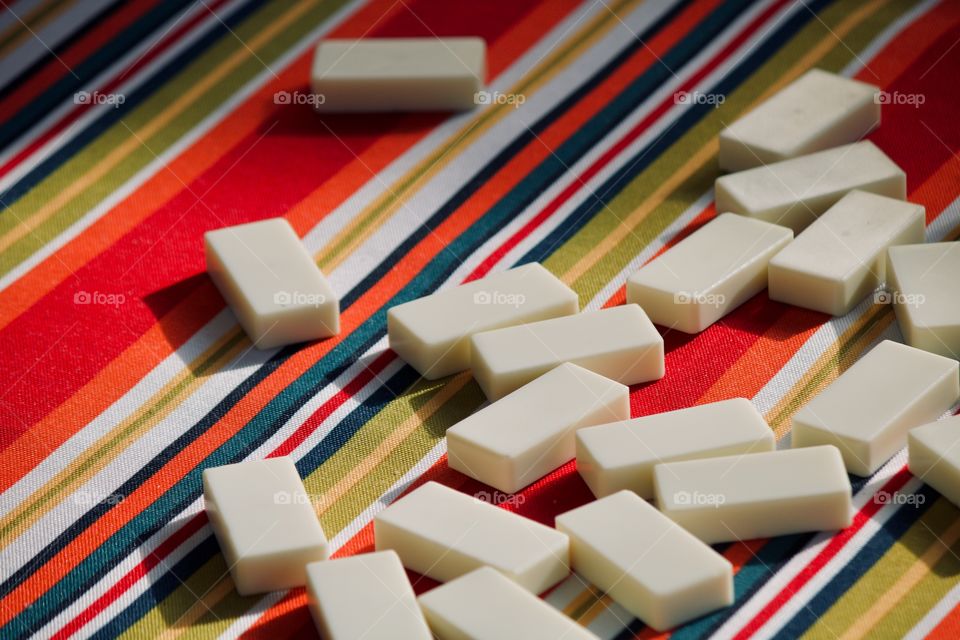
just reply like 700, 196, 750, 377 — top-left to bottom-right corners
0, 0, 345, 276
0, 329, 245, 543
800, 499, 960, 639
315, 0, 638, 271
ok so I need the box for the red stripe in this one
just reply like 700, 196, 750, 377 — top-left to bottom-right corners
48, 3, 792, 633
467, 0, 791, 283
0, 0, 538, 449
0, 0, 161, 127
732, 467, 913, 639
0, 0, 230, 180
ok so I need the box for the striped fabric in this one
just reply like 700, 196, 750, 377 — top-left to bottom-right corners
1, 0, 959, 637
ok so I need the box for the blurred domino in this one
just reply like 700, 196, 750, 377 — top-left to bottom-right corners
887, 243, 960, 359
719, 68, 879, 171
374, 481, 569, 593
768, 190, 924, 316
715, 141, 905, 232
792, 340, 959, 476
388, 263, 578, 379
305, 551, 431, 640
203, 457, 329, 595
626, 213, 792, 333
418, 567, 598, 640
311, 38, 485, 112
654, 446, 853, 543
469, 304, 663, 400
205, 218, 339, 349
576, 398, 774, 499
556, 490, 733, 631
447, 363, 629, 493
908, 415, 960, 507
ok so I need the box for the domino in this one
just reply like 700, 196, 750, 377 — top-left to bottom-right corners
204, 218, 339, 350
305, 551, 431, 640
768, 190, 924, 316
576, 398, 774, 499
719, 68, 879, 171
792, 340, 959, 476
418, 567, 598, 640
311, 38, 485, 112
374, 481, 569, 593
908, 415, 960, 507
654, 445, 853, 543
715, 141, 906, 232
447, 363, 629, 493
469, 304, 664, 401
626, 213, 792, 333
556, 490, 733, 631
203, 457, 329, 595
388, 263, 578, 379
887, 243, 960, 359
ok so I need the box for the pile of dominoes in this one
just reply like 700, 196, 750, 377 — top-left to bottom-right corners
200, 38, 960, 639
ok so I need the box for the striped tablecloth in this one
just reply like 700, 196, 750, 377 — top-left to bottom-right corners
1, 0, 959, 638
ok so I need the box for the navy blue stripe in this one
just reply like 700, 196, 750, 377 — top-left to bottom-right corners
0, 0, 264, 210
0, 0, 197, 152
777, 484, 939, 638
1, 0, 774, 635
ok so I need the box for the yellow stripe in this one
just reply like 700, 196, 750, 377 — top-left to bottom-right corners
0, 329, 248, 550
314, 0, 639, 273
0, 0, 318, 254
837, 518, 960, 640
561, 0, 887, 284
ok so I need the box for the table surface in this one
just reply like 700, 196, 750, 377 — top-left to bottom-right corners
1, 0, 959, 638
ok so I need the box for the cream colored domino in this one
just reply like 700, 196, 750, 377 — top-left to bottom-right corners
469, 304, 663, 400
719, 68, 879, 172
311, 38, 485, 112
418, 567, 598, 640
305, 551, 430, 640
555, 490, 733, 631
626, 213, 792, 333
792, 340, 959, 476
768, 191, 924, 316
205, 218, 339, 350
388, 263, 578, 379
715, 141, 905, 232
887, 243, 960, 360
447, 363, 629, 493
908, 415, 960, 507
576, 398, 774, 499
374, 481, 569, 593
203, 457, 329, 595
654, 446, 852, 544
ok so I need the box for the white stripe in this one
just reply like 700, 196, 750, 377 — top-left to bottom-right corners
0, 0, 366, 293
903, 580, 960, 640
0, 0, 231, 189
0, 0, 114, 91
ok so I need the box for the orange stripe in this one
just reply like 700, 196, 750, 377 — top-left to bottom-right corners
0, 0, 405, 332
